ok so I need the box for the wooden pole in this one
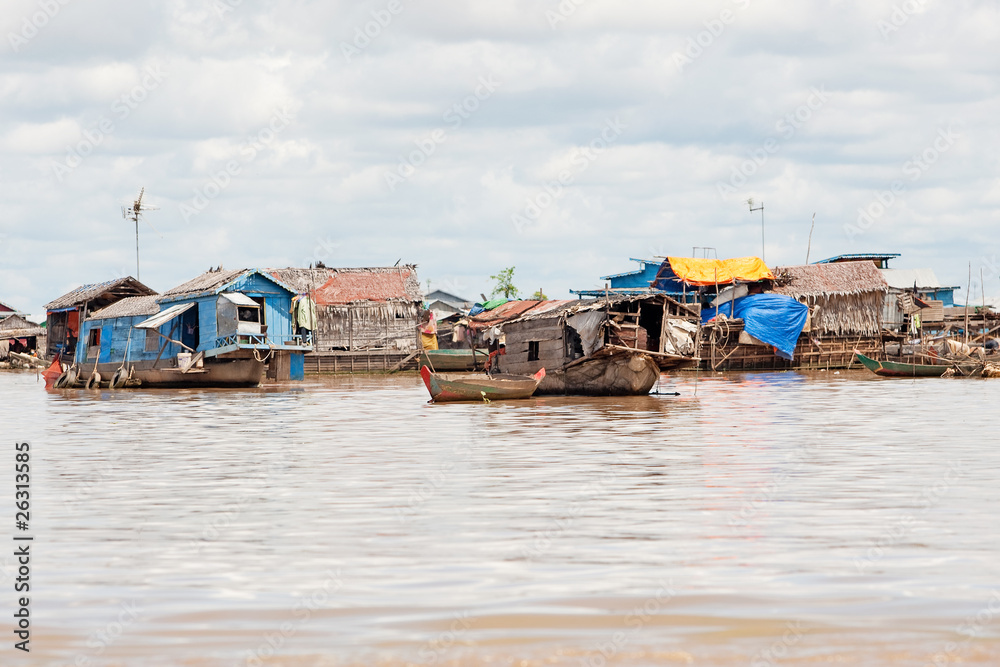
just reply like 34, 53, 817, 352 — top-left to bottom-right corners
964, 262, 971, 346
982, 267, 986, 339
660, 298, 667, 354
805, 212, 816, 264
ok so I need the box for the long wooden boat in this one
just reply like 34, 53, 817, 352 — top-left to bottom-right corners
854, 351, 979, 378
420, 348, 489, 371
420, 366, 545, 402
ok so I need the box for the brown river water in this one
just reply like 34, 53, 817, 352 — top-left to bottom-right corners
2, 368, 999, 666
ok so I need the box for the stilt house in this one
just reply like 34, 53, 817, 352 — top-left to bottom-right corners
270, 266, 423, 352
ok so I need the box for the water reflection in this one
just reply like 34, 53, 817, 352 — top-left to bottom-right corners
2, 369, 999, 666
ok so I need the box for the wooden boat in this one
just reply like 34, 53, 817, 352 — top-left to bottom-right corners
420, 348, 489, 371
420, 366, 545, 402
537, 346, 662, 396
464, 294, 699, 396
854, 351, 979, 377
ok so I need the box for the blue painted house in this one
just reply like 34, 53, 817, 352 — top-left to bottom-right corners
571, 258, 697, 303
73, 268, 312, 387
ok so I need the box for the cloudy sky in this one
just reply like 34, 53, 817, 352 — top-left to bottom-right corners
2, 0, 998, 318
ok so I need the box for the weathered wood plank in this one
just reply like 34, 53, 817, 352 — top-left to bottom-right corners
504, 331, 563, 346
502, 360, 547, 375
504, 322, 564, 339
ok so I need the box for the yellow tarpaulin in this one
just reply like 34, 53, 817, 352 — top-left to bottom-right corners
666, 256, 775, 286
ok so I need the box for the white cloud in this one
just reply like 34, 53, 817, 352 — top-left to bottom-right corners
1, 0, 1000, 318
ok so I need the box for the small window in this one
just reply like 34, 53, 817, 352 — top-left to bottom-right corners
86, 328, 101, 359
145, 329, 159, 352
527, 340, 540, 362
238, 307, 260, 323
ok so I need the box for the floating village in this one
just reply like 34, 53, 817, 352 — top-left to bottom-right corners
2, 251, 999, 400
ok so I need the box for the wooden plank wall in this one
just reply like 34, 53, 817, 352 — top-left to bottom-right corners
305, 351, 419, 373
502, 321, 563, 376
698, 335, 882, 371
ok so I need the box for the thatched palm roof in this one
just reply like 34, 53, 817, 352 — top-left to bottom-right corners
772, 262, 888, 297
771, 261, 888, 336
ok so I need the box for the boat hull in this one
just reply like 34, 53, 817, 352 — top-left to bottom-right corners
59, 358, 265, 389
420, 349, 489, 371
536, 350, 660, 396
421, 366, 543, 402
854, 351, 978, 378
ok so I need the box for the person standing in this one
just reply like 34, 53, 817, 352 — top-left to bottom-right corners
419, 310, 438, 350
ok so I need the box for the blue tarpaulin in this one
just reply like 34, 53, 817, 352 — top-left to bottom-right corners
701, 294, 809, 359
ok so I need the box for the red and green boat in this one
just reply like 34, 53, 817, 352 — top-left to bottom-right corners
854, 351, 980, 378
420, 366, 545, 402
419, 348, 489, 371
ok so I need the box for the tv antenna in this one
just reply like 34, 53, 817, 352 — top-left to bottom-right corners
121, 187, 160, 280
747, 198, 765, 262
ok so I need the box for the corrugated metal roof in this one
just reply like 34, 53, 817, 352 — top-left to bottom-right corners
816, 253, 901, 264
773, 262, 888, 297
220, 292, 259, 306
135, 302, 197, 329
571, 287, 662, 296
598, 258, 659, 281
466, 294, 681, 330
86, 295, 161, 321
879, 268, 958, 290
467, 300, 551, 328
269, 266, 422, 305
425, 289, 470, 309
44, 277, 157, 311
0, 300, 22, 313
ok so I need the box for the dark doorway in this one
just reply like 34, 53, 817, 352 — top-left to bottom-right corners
180, 304, 200, 350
